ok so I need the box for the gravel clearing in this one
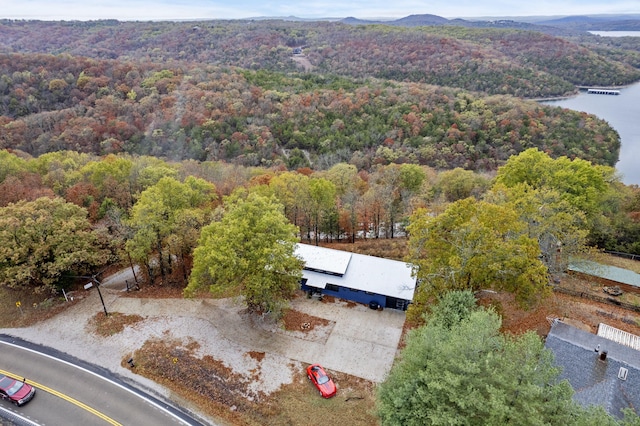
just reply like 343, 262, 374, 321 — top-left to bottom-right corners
1, 270, 406, 412
2, 289, 302, 399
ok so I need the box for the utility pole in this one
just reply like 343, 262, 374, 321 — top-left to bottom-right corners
80, 275, 108, 317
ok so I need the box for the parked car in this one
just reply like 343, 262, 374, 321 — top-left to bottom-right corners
0, 374, 36, 406
306, 364, 337, 398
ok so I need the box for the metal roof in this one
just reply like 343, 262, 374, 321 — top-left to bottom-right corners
294, 243, 352, 275
295, 244, 416, 301
598, 323, 640, 351
569, 259, 640, 288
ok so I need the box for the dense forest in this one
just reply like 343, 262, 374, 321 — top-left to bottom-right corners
1, 18, 640, 274
3, 17, 640, 426
2, 146, 640, 293
1, 19, 638, 169
0, 54, 623, 169
1, 19, 639, 98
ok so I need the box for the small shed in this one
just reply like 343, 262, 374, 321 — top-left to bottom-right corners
295, 243, 416, 310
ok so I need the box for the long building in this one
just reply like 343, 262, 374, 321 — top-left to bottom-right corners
295, 243, 416, 310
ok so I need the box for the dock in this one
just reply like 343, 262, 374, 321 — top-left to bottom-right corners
587, 88, 620, 95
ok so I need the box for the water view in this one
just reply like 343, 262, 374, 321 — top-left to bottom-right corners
589, 31, 640, 37
543, 81, 640, 185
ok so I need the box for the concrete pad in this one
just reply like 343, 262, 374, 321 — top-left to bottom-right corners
105, 293, 407, 383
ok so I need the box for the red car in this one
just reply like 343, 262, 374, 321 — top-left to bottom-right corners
306, 364, 337, 398
0, 374, 36, 406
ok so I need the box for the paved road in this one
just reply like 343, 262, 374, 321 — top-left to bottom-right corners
0, 337, 206, 426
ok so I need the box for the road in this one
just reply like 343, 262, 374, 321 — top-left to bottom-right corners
0, 337, 205, 426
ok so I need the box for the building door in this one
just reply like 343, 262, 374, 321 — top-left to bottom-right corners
385, 296, 409, 311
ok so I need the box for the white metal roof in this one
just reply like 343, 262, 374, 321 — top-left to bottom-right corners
597, 323, 640, 351
295, 243, 416, 301
294, 242, 352, 275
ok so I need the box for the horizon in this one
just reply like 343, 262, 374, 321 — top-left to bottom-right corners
1, 1, 639, 22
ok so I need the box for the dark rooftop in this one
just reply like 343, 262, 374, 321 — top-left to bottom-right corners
545, 321, 640, 418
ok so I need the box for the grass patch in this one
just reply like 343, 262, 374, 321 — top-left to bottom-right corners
0, 287, 77, 328
263, 371, 379, 426
89, 312, 145, 337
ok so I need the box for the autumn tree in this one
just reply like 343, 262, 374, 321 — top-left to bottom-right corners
0, 173, 55, 207
185, 190, 302, 318
487, 184, 590, 277
494, 148, 612, 221
325, 163, 367, 242
406, 198, 548, 319
126, 176, 216, 285
0, 197, 107, 292
435, 167, 491, 202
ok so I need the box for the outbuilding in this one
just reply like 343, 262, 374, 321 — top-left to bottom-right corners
295, 243, 416, 310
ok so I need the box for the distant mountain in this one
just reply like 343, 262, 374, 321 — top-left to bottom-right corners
339, 13, 581, 36
390, 14, 449, 26
538, 16, 640, 31
540, 16, 616, 25
340, 13, 449, 27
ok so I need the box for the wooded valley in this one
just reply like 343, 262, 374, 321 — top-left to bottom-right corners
1, 18, 640, 291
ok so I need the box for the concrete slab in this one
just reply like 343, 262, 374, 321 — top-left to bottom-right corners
110, 294, 406, 383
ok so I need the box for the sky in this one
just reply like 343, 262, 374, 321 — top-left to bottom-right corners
1, 0, 639, 21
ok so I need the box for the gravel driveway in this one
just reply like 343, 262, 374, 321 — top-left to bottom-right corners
1, 270, 406, 408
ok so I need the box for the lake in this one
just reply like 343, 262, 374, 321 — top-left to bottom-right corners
543, 31, 640, 185
542, 81, 640, 186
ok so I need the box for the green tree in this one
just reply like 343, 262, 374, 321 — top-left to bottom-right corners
28, 150, 95, 196
0, 149, 29, 182
0, 197, 106, 292
78, 154, 135, 209
407, 198, 548, 318
436, 167, 490, 202
306, 177, 337, 245
185, 190, 303, 318
268, 171, 310, 231
487, 184, 589, 277
126, 176, 216, 285
399, 164, 426, 195
495, 148, 612, 221
325, 163, 358, 197
377, 295, 577, 426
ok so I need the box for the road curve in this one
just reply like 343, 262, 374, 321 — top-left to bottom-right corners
0, 335, 208, 426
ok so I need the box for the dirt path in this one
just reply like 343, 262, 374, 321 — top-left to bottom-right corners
292, 55, 314, 72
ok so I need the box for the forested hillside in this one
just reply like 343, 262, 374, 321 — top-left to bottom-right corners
1, 19, 639, 98
3, 17, 640, 426
0, 54, 621, 169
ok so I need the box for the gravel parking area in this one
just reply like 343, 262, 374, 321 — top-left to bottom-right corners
1, 273, 406, 403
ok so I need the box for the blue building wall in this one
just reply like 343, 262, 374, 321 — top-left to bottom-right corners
301, 281, 400, 310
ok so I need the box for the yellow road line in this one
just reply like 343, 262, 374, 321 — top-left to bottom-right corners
0, 368, 122, 426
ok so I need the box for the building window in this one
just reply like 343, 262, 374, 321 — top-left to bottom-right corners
326, 284, 339, 292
